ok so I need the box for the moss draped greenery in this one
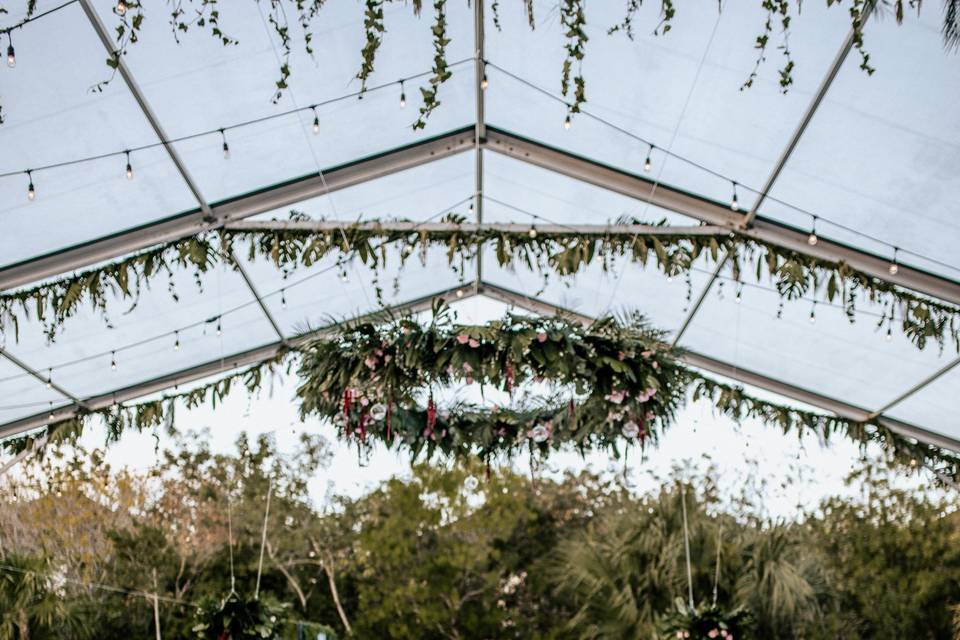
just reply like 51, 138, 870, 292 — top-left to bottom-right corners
4, 306, 959, 486
2, 214, 958, 354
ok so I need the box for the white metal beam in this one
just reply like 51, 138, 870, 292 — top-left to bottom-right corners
223, 220, 726, 236
482, 127, 960, 306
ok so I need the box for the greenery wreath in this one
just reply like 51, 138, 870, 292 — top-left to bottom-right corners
296, 306, 688, 460
658, 599, 755, 640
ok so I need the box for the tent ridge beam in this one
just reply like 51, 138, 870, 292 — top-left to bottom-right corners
481, 127, 960, 306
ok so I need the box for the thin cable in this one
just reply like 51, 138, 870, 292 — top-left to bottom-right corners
680, 484, 695, 609
254, 478, 273, 600
227, 485, 237, 595
0, 0, 78, 34
0, 58, 473, 180
712, 519, 723, 606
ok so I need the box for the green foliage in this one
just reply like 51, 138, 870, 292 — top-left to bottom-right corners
296, 309, 686, 460
658, 599, 754, 640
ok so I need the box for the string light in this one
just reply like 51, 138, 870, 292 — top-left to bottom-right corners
46, 368, 52, 388
809, 301, 817, 324
115, 0, 128, 15
311, 106, 320, 134
643, 144, 653, 173
124, 151, 133, 180
730, 181, 740, 212
480, 63, 489, 90
735, 284, 743, 303
885, 325, 892, 342
456, 288, 465, 298
280, 288, 287, 309
216, 317, 222, 336
48, 402, 54, 422
889, 247, 899, 276
220, 129, 230, 159
528, 225, 537, 239
174, 331, 181, 351
399, 80, 406, 108
110, 351, 117, 371
807, 216, 818, 246
26, 170, 35, 201
5, 33, 14, 68
563, 112, 572, 130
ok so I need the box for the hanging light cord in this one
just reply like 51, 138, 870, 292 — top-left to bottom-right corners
0, 0, 78, 35
254, 478, 273, 600
681, 484, 695, 609
712, 520, 723, 606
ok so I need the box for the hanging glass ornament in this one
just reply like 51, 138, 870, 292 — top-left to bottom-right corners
530, 424, 550, 443
621, 420, 641, 439
369, 403, 388, 421
463, 475, 479, 491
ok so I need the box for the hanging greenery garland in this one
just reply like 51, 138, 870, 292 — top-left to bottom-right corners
6, 306, 959, 486
658, 599, 754, 640
192, 591, 289, 639
2, 217, 957, 353
2, 0, 958, 126
295, 307, 687, 460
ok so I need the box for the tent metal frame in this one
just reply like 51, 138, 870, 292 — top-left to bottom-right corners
1, 3, 958, 451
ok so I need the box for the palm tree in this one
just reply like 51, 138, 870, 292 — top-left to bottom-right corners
0, 553, 80, 640
551, 483, 824, 639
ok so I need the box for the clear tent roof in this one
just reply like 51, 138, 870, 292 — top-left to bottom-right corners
1, 0, 958, 450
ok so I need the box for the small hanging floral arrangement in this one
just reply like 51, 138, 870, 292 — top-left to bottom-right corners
192, 591, 289, 639
658, 598, 754, 640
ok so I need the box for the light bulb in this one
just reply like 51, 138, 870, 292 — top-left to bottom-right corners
400, 92, 406, 108
731, 194, 739, 211
111, 352, 117, 370
174, 336, 181, 351
116, 0, 127, 15
222, 141, 230, 159
340, 271, 349, 283
888, 262, 898, 276
735, 291, 742, 303
807, 232, 818, 246
528, 226, 537, 239
27, 182, 35, 201
480, 75, 489, 90
125, 162, 134, 180
885, 327, 892, 342
46, 371, 52, 388
281, 289, 287, 309
643, 155, 652, 172
216, 321, 222, 336
6, 44, 14, 68
312, 115, 320, 134
563, 114, 571, 130
456, 288, 464, 298
809, 310, 816, 324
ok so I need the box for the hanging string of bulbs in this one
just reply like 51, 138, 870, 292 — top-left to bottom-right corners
0, 53, 474, 194
493, 61, 957, 280
1, 0, 79, 71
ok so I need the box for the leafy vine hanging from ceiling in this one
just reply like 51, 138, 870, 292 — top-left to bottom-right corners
0, 0, 958, 125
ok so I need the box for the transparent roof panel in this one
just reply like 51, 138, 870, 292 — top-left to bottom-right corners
679, 267, 955, 415
485, 0, 850, 206
482, 152, 701, 226
0, 358, 72, 425
85, 0, 476, 204
239, 245, 474, 336
886, 363, 960, 441
0, 266, 276, 400
0, 1, 197, 268
760, 9, 960, 281
250, 152, 475, 223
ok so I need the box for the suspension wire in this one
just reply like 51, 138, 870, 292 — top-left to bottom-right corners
681, 483, 695, 609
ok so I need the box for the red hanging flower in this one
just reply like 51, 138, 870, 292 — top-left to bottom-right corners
343, 388, 353, 417
505, 364, 515, 395
425, 393, 437, 438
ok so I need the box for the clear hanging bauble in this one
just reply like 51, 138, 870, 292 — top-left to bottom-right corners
369, 403, 388, 421
530, 424, 550, 443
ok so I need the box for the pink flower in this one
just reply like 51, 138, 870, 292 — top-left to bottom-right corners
645, 411, 655, 421
641, 350, 653, 358
605, 389, 627, 404
465, 376, 474, 385
652, 361, 659, 370
364, 356, 378, 369
618, 351, 626, 361
537, 331, 548, 343
468, 338, 480, 348
456, 334, 470, 344
708, 630, 719, 639
462, 362, 473, 373
638, 388, 657, 402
